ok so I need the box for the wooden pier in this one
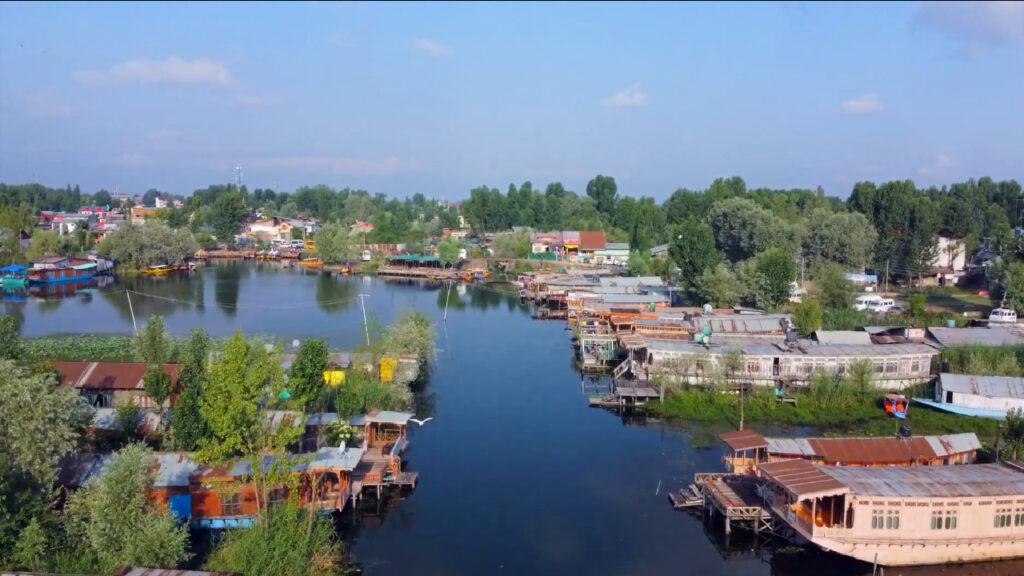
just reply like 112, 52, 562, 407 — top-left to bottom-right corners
684, 473, 775, 536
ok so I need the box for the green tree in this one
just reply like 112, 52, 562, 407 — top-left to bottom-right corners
199, 332, 285, 462
62, 444, 189, 573
803, 208, 876, 269
290, 339, 329, 405
585, 174, 618, 217
793, 300, 823, 337
204, 501, 345, 576
211, 190, 248, 243
380, 312, 436, 363
491, 231, 531, 259
312, 223, 352, 263
995, 261, 1024, 314
25, 230, 67, 260
754, 249, 797, 309
813, 263, 856, 310
99, 222, 198, 268
0, 315, 22, 360
437, 238, 463, 267
0, 360, 92, 555
136, 315, 170, 365
669, 219, 721, 289
695, 263, 741, 308
627, 250, 653, 276
171, 330, 212, 451
92, 189, 113, 207
143, 368, 172, 414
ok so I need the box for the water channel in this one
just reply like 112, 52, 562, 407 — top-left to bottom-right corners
4, 262, 1021, 576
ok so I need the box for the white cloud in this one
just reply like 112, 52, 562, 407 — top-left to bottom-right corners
250, 155, 420, 176
917, 1, 1024, 46
841, 93, 883, 115
75, 57, 232, 86
229, 94, 269, 108
27, 93, 74, 118
602, 84, 648, 108
918, 153, 957, 177
413, 38, 453, 58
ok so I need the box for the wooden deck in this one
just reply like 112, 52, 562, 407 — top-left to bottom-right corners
693, 473, 774, 535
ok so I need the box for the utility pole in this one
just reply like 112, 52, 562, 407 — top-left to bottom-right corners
126, 290, 138, 335
884, 259, 889, 294
443, 280, 452, 322
358, 293, 370, 346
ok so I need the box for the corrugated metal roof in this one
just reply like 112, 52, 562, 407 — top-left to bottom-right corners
91, 408, 162, 436
306, 447, 365, 471
822, 463, 1024, 498
350, 410, 414, 426
54, 361, 182, 391
57, 453, 112, 488
153, 452, 199, 487
939, 373, 1024, 400
598, 276, 664, 288
720, 430, 768, 451
764, 433, 980, 462
758, 459, 849, 499
813, 330, 873, 345
690, 315, 789, 335
928, 326, 1024, 348
597, 293, 669, 304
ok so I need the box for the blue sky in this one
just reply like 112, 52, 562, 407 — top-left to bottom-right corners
1, 1, 1022, 200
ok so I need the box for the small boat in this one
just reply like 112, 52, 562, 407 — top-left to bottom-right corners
143, 264, 173, 277
337, 266, 352, 275
297, 258, 323, 270
1, 264, 29, 289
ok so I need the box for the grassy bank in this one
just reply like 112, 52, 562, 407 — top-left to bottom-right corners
651, 385, 998, 444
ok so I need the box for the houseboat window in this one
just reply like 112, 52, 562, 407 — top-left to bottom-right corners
801, 363, 813, 375
945, 512, 957, 529
931, 510, 957, 529
835, 364, 846, 376
874, 362, 884, 374
886, 510, 900, 529
871, 510, 883, 529
746, 361, 760, 374
995, 510, 1013, 528
911, 360, 921, 373
269, 487, 287, 507
885, 362, 898, 374
222, 493, 242, 516
1015, 511, 1024, 527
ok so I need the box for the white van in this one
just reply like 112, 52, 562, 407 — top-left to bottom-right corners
853, 295, 883, 311
869, 298, 895, 313
990, 308, 1018, 324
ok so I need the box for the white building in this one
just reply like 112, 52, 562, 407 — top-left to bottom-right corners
928, 236, 967, 286
927, 373, 1024, 419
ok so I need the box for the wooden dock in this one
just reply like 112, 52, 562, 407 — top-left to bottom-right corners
690, 473, 775, 535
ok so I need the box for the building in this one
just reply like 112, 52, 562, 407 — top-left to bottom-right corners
926, 326, 1024, 348
350, 221, 375, 235
131, 207, 160, 224
925, 235, 967, 286
594, 242, 630, 266
442, 227, 471, 240
720, 429, 979, 475
758, 460, 1024, 566
643, 338, 938, 389
650, 243, 670, 260
577, 230, 608, 262
53, 361, 183, 409
915, 373, 1024, 419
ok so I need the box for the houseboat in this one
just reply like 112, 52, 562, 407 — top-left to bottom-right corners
913, 373, 1024, 420
144, 448, 366, 529
29, 256, 96, 284
348, 410, 419, 494
1, 264, 29, 289
758, 459, 1024, 566
719, 429, 979, 475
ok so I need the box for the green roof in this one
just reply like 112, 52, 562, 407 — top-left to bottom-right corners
387, 255, 441, 264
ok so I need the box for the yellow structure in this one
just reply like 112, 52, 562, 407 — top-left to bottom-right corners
379, 357, 398, 384
323, 369, 346, 388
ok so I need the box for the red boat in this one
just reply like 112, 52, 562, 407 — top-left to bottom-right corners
29, 257, 97, 284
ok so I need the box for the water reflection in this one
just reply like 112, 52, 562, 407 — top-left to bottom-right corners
213, 263, 244, 315
316, 273, 357, 314
101, 273, 205, 323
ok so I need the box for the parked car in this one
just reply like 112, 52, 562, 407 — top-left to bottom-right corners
868, 298, 896, 313
989, 308, 1018, 324
854, 294, 883, 311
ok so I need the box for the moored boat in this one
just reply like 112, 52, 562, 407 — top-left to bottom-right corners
1, 264, 29, 289
297, 258, 323, 270
143, 264, 173, 277
29, 257, 96, 284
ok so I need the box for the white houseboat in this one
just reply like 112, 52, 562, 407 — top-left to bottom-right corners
758, 459, 1024, 566
914, 373, 1024, 420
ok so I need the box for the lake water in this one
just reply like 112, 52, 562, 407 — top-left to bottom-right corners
4, 262, 1019, 576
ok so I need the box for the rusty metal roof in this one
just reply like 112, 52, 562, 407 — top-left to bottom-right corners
54, 361, 182, 391
758, 459, 849, 499
720, 429, 768, 451
822, 463, 1024, 498
764, 433, 979, 463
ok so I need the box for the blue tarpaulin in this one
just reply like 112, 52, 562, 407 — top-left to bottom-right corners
0, 265, 27, 273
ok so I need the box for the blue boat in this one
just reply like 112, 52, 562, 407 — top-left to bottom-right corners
911, 397, 1007, 420
1, 264, 29, 289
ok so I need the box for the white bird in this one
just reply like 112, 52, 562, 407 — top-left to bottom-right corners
409, 417, 433, 426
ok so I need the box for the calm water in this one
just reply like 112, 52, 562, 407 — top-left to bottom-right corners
4, 262, 1020, 576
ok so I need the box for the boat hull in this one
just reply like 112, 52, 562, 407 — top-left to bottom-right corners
2, 278, 28, 289
814, 535, 1024, 566
29, 271, 92, 284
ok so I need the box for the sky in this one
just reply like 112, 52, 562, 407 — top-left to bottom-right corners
1, 1, 1022, 201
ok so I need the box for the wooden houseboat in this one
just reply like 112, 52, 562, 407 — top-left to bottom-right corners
29, 256, 96, 284
719, 429, 980, 475
150, 447, 366, 529
758, 459, 1024, 566
913, 373, 1024, 420
348, 410, 419, 494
